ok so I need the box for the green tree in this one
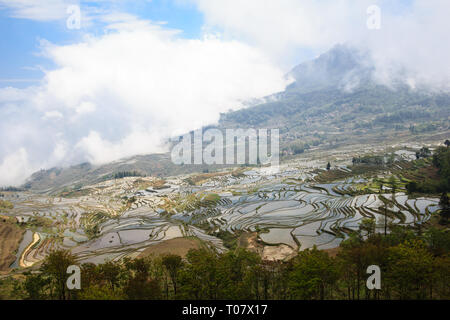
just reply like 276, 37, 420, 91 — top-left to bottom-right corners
439, 192, 450, 224
40, 250, 77, 300
359, 218, 376, 237
388, 177, 397, 235
99, 261, 123, 291
23, 272, 50, 300
124, 276, 161, 300
179, 248, 220, 299
289, 247, 338, 300
162, 254, 183, 297
78, 285, 124, 300
337, 234, 366, 300
217, 248, 261, 299
386, 239, 434, 299
424, 227, 450, 256
123, 257, 161, 300
432, 254, 450, 299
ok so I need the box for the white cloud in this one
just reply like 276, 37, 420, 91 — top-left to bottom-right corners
0, 148, 31, 187
365, 0, 450, 91
2, 0, 450, 186
190, 0, 372, 67
43, 110, 64, 119
0, 86, 31, 102
0, 0, 140, 27
0, 0, 74, 21
75, 101, 96, 115
74, 130, 166, 164
191, 0, 450, 89
0, 18, 288, 186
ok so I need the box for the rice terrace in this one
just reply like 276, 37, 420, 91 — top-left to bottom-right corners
1, 133, 449, 300
0, 0, 449, 306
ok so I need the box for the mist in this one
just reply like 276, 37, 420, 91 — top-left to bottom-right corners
0, 19, 288, 186
1, 0, 450, 186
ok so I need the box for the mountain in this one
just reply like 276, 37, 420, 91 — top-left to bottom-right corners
286, 44, 373, 93
22, 153, 235, 194
22, 44, 450, 193
220, 44, 450, 135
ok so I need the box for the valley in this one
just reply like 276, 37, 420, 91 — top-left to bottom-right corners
1, 134, 446, 274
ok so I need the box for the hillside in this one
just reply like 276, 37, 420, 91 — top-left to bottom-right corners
22, 153, 234, 194
220, 44, 450, 152
21, 45, 450, 193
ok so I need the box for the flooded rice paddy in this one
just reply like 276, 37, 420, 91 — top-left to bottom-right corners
1, 148, 441, 267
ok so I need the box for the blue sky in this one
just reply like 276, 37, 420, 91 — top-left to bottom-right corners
0, 0, 417, 88
0, 0, 204, 87
1, 0, 448, 186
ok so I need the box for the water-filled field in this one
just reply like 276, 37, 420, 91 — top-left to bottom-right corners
2, 148, 441, 267
177, 171, 439, 251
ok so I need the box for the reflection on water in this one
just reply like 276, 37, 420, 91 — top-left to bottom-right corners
260, 228, 297, 248
9, 230, 33, 269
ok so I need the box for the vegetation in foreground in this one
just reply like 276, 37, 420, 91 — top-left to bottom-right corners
2, 143, 449, 301
1, 221, 449, 300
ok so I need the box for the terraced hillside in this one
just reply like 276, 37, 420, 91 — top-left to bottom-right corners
0, 139, 446, 270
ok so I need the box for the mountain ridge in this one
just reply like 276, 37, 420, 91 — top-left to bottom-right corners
21, 44, 450, 193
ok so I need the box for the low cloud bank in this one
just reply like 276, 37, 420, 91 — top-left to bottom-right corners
0, 20, 288, 186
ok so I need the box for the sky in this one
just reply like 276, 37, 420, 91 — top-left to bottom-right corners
0, 0, 449, 186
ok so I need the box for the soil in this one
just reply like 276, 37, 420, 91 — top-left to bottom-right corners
137, 237, 202, 258
239, 232, 296, 261
0, 217, 24, 271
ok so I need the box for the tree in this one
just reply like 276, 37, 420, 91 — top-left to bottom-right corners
179, 248, 220, 299
23, 272, 50, 300
424, 227, 450, 256
288, 247, 338, 300
162, 254, 183, 296
40, 250, 77, 300
359, 218, 376, 237
432, 255, 450, 299
379, 183, 388, 236
80, 263, 101, 289
387, 240, 434, 299
439, 192, 450, 224
123, 257, 161, 300
99, 261, 123, 291
217, 248, 261, 299
326, 162, 331, 171
248, 260, 280, 300
78, 285, 124, 300
416, 147, 432, 159
337, 235, 365, 300
124, 276, 161, 300
406, 181, 418, 194
445, 139, 450, 148
385, 177, 397, 236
